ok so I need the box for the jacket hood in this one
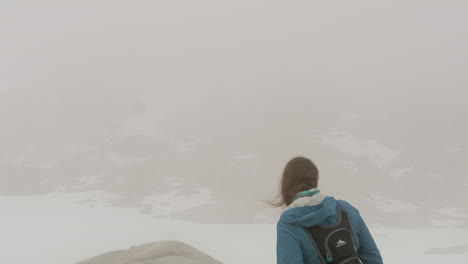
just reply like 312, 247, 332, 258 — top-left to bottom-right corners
280, 196, 339, 227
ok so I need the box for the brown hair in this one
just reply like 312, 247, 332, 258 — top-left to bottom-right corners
265, 156, 319, 208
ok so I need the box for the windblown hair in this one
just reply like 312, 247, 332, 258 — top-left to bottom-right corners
265, 156, 319, 208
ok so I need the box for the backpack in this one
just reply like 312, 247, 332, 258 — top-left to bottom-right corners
304, 202, 363, 264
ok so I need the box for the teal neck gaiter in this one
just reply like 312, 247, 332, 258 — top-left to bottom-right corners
293, 187, 320, 201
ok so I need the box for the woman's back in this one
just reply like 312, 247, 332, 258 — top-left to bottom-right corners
268, 156, 383, 264
277, 194, 383, 264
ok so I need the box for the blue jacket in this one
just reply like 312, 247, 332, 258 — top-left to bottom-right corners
277, 196, 383, 264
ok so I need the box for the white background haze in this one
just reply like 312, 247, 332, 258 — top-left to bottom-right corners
1, 1, 467, 263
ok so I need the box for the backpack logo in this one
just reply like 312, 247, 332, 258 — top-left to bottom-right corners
336, 239, 347, 248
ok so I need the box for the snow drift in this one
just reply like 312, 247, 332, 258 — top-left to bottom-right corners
76, 240, 223, 264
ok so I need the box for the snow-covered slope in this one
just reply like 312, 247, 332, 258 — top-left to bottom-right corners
1, 193, 467, 264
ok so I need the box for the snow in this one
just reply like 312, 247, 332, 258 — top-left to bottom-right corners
77, 241, 222, 264
365, 195, 418, 213
0, 193, 467, 264
388, 167, 414, 180
317, 129, 402, 169
436, 206, 468, 218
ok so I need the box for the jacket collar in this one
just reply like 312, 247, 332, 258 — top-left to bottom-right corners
285, 191, 326, 211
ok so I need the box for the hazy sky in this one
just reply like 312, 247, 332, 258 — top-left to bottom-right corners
1, 1, 467, 227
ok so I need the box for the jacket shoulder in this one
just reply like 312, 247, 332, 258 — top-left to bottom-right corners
336, 199, 361, 216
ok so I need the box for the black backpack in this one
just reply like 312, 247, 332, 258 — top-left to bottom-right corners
304, 202, 363, 264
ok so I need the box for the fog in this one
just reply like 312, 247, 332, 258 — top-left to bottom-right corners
1, 1, 467, 263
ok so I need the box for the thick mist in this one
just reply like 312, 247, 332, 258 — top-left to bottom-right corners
1, 1, 467, 263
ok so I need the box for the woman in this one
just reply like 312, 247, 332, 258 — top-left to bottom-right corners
270, 156, 383, 264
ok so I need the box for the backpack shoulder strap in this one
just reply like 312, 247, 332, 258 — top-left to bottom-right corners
336, 201, 345, 212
